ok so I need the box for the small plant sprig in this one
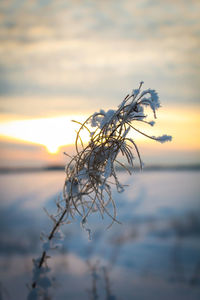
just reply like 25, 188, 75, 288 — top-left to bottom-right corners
28, 82, 172, 299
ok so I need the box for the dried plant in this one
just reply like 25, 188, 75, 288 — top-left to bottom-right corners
102, 266, 116, 300
87, 260, 99, 300
28, 82, 172, 299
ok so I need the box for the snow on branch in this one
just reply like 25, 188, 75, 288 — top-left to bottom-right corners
28, 82, 172, 297
64, 81, 172, 229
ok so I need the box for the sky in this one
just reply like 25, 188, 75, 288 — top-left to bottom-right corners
0, 0, 199, 167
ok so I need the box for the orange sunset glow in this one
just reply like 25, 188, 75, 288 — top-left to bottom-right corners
0, 0, 199, 168
0, 115, 90, 154
0, 104, 199, 165
0, 2, 200, 300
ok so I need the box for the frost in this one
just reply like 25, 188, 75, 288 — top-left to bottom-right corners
104, 158, 112, 179
118, 98, 127, 109
122, 127, 130, 138
42, 241, 50, 252
77, 168, 88, 181
66, 180, 79, 197
103, 109, 115, 122
90, 109, 106, 128
54, 228, 64, 240
90, 109, 116, 129
116, 183, 125, 193
149, 121, 155, 126
132, 88, 140, 96
29, 81, 172, 295
100, 183, 105, 190
90, 131, 95, 137
81, 217, 92, 240
154, 134, 172, 143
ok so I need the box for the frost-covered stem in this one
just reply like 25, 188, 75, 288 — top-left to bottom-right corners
31, 205, 69, 289
28, 82, 172, 298
103, 267, 114, 300
88, 262, 99, 300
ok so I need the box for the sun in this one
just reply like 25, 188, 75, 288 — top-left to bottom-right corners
0, 115, 90, 153
45, 144, 60, 154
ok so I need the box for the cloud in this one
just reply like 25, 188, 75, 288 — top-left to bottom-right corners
0, 0, 199, 117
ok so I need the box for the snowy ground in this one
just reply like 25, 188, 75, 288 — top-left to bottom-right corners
0, 170, 200, 300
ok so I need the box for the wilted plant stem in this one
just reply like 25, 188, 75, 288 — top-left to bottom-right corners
32, 205, 69, 288
28, 82, 172, 299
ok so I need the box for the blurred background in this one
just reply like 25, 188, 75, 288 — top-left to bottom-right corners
0, 1, 200, 300
0, 0, 199, 168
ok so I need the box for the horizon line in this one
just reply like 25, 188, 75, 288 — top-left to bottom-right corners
0, 163, 200, 174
